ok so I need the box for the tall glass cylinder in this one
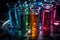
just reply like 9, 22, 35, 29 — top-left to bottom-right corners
29, 5, 40, 40
24, 1, 30, 31
17, 2, 26, 38
7, 3, 19, 35
42, 4, 53, 37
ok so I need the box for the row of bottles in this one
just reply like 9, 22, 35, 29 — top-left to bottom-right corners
6, 0, 60, 40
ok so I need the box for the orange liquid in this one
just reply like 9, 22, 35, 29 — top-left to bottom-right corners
30, 12, 40, 40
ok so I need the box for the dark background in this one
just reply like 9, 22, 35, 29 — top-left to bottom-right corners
0, 0, 60, 40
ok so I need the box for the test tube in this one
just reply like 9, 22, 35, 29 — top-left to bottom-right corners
17, 2, 26, 38
52, 2, 60, 33
30, 6, 40, 40
7, 3, 19, 35
42, 4, 52, 37
24, 1, 30, 31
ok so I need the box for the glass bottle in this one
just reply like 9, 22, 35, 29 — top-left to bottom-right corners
24, 1, 30, 31
29, 3, 40, 40
42, 4, 53, 36
7, 3, 19, 35
17, 1, 26, 38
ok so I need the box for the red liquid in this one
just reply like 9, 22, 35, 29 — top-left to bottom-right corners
42, 10, 51, 36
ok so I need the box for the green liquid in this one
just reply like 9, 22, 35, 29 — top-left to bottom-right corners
25, 9, 30, 31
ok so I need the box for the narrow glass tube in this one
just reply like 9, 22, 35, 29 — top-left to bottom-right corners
24, 1, 30, 31
7, 3, 18, 35
17, 2, 26, 38
42, 4, 52, 36
30, 5, 40, 40
53, 3, 60, 33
